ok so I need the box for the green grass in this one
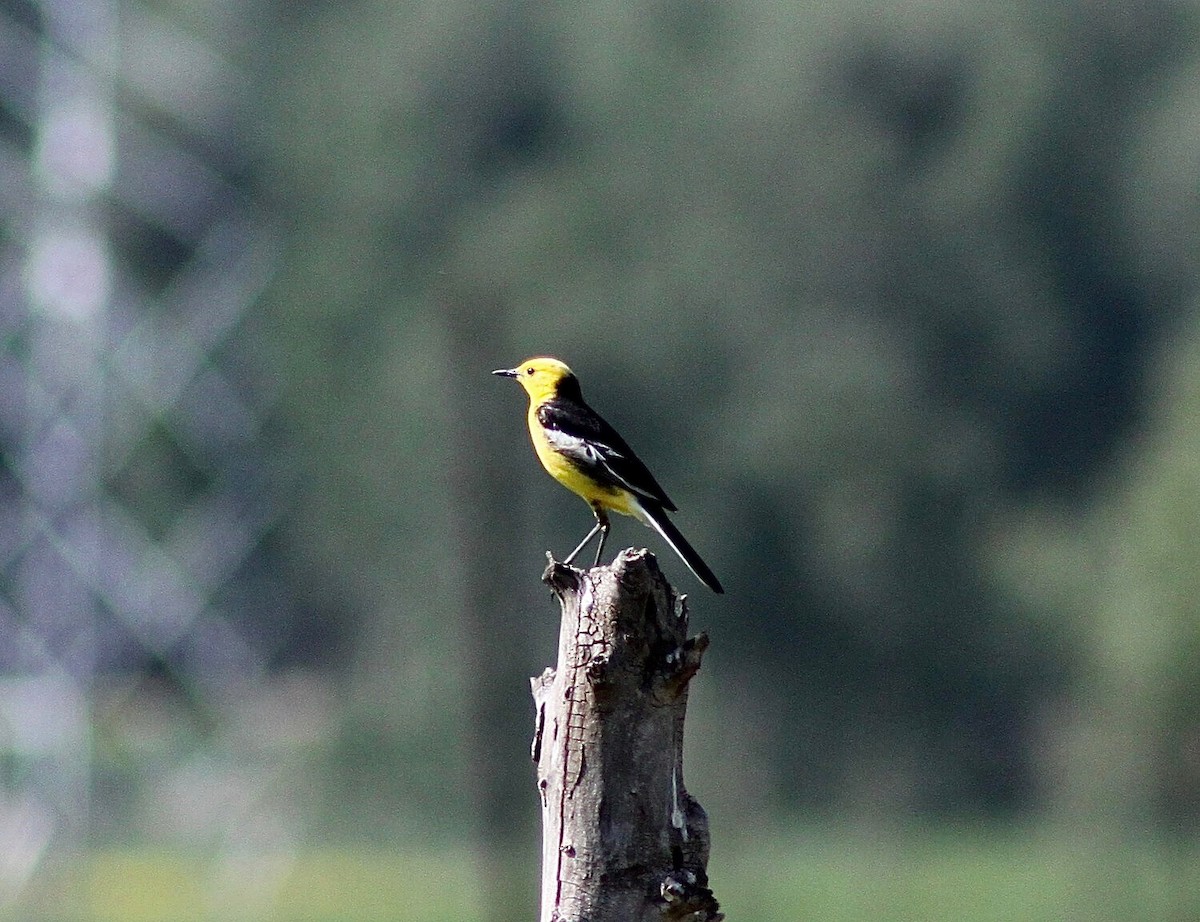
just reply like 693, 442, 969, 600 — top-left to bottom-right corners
8, 847, 483, 922
6, 831, 1197, 921
716, 828, 1200, 922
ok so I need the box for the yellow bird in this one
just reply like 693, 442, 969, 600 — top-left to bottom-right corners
493, 357, 723, 593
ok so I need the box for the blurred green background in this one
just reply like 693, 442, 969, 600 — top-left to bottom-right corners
2, 0, 1199, 919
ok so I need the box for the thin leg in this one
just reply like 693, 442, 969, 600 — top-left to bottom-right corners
562, 521, 602, 566
562, 506, 611, 568
592, 519, 611, 566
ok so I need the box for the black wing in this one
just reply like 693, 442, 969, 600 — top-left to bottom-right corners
536, 398, 677, 511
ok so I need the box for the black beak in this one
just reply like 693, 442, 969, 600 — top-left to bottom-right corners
492, 368, 518, 378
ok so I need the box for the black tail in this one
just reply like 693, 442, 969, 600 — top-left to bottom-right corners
639, 502, 724, 594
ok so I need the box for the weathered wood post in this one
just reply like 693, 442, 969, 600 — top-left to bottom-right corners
531, 548, 723, 922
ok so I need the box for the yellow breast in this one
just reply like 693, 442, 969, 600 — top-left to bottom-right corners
525, 405, 637, 516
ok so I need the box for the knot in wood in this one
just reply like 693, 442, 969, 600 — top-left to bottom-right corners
658, 869, 724, 921
585, 651, 611, 683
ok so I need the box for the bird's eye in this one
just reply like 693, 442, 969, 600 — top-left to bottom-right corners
526, 366, 535, 375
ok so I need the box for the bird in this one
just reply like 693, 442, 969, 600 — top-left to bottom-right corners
492, 356, 724, 593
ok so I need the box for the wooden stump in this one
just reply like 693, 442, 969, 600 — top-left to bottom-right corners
531, 548, 722, 922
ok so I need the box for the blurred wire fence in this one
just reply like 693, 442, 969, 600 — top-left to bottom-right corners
0, 0, 286, 896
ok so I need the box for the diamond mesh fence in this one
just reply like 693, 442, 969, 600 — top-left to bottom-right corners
0, 0, 296, 896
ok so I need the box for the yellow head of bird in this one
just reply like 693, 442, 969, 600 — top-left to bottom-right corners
492, 356, 575, 403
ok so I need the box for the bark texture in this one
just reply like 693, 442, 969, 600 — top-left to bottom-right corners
531, 548, 722, 922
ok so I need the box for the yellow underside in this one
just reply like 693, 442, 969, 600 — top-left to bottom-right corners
527, 406, 639, 517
